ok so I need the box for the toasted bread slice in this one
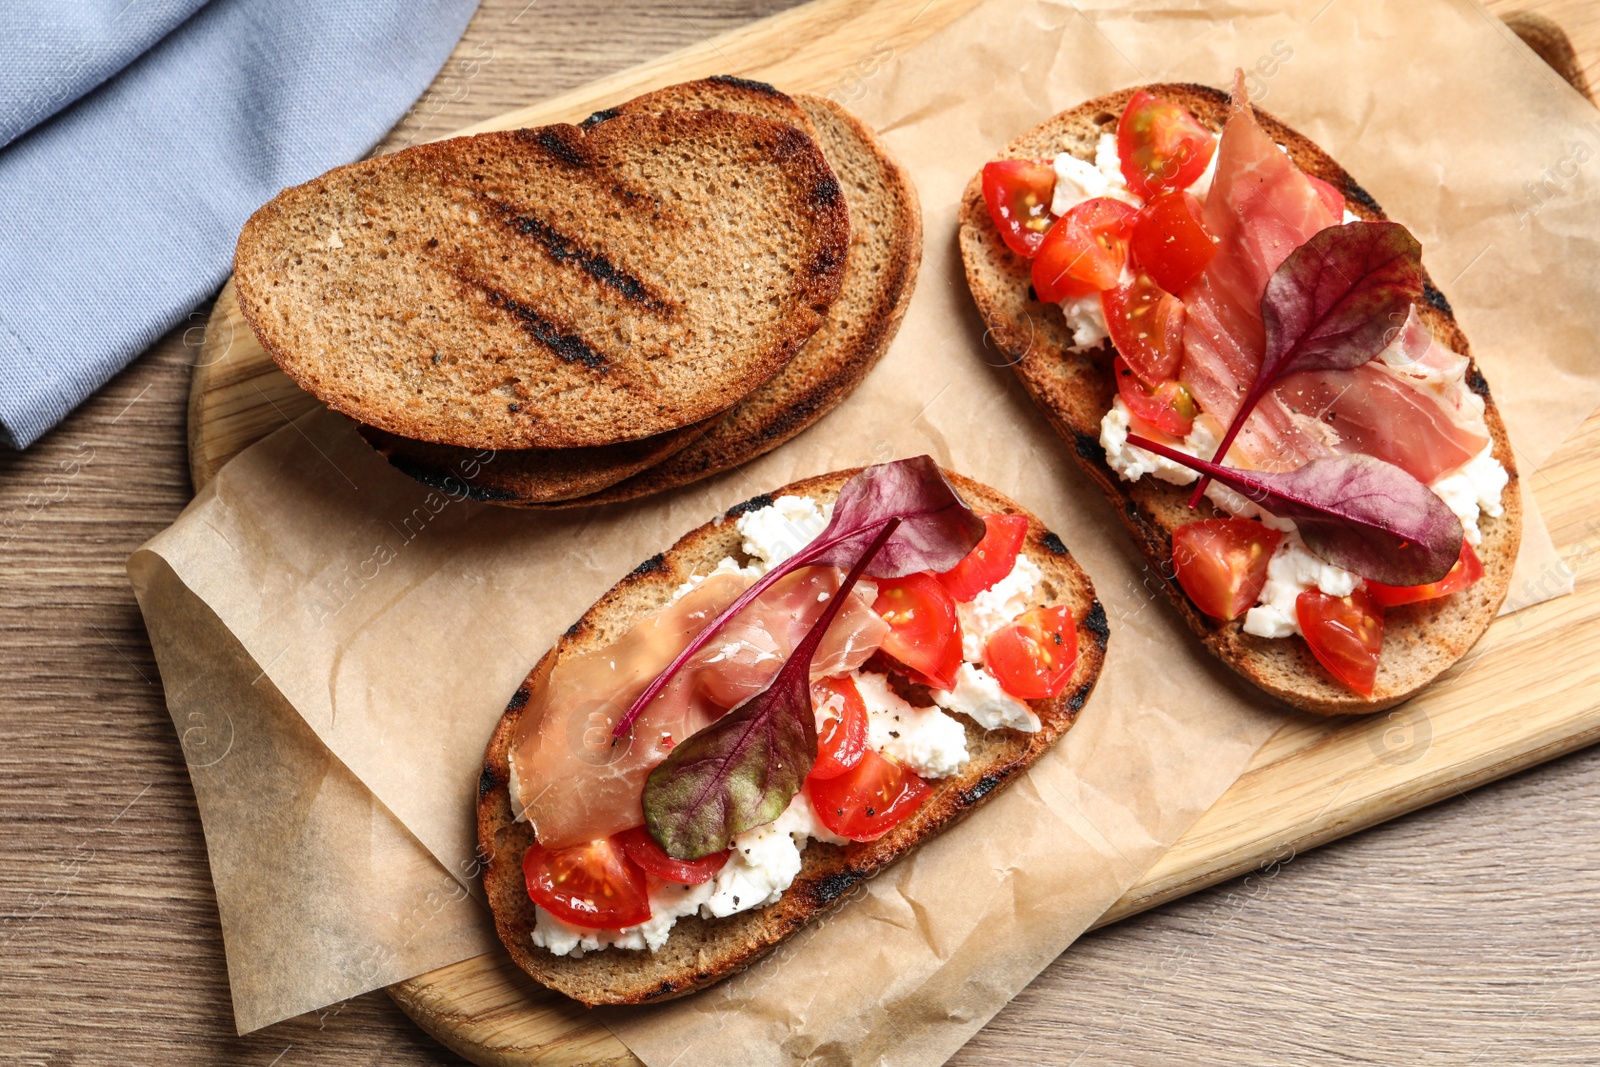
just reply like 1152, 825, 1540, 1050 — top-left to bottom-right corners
355, 420, 706, 504
958, 84, 1520, 715
545, 88, 923, 508
477, 468, 1107, 1005
235, 109, 849, 450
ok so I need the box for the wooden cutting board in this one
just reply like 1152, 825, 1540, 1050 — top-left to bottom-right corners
186, 2, 1600, 1063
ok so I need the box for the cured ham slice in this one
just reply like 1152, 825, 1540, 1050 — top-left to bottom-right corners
1272, 306, 1489, 482
512, 567, 888, 848
1177, 74, 1489, 484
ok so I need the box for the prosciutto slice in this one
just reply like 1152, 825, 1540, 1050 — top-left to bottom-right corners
1176, 74, 1487, 481
511, 566, 888, 848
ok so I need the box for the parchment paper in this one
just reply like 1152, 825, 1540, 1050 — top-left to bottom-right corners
128, 0, 1600, 1055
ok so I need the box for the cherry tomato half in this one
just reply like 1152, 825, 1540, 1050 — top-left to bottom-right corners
1296, 587, 1385, 697
1115, 357, 1197, 438
984, 604, 1079, 700
981, 159, 1057, 258
872, 572, 963, 691
1104, 271, 1186, 386
1117, 90, 1218, 199
1129, 191, 1215, 293
809, 675, 869, 781
1171, 519, 1283, 622
938, 513, 1029, 603
1367, 542, 1483, 608
1032, 197, 1137, 302
807, 749, 931, 841
614, 827, 730, 885
523, 836, 651, 928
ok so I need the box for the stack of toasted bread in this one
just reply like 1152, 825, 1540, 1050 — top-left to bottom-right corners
233, 76, 921, 506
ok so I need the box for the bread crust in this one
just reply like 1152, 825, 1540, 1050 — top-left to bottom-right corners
957, 83, 1520, 715
477, 468, 1107, 1005
235, 109, 849, 450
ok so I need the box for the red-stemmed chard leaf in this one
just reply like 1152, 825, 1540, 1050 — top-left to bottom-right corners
1189, 221, 1424, 505
1130, 434, 1462, 586
641, 518, 902, 859
612, 456, 984, 738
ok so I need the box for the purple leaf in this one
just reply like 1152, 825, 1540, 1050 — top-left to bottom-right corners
612, 457, 982, 737
641, 519, 902, 859
1190, 221, 1424, 505
1130, 434, 1463, 586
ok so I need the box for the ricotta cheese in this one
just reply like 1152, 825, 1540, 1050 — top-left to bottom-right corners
1061, 293, 1110, 351
736, 494, 831, 570
957, 553, 1043, 661
1050, 133, 1137, 215
670, 555, 762, 602
933, 663, 1040, 732
854, 671, 969, 778
1429, 444, 1508, 547
1241, 528, 1360, 639
703, 791, 843, 917
1099, 399, 1222, 487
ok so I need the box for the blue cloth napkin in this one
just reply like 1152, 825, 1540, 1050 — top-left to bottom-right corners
0, 0, 478, 450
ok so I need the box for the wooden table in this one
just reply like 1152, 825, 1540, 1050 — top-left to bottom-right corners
2, 1, 1597, 1063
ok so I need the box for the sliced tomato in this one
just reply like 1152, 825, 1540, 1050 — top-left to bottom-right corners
523, 837, 651, 928
1117, 90, 1218, 199
1032, 197, 1137, 302
807, 749, 931, 841
1115, 357, 1197, 438
937, 513, 1029, 602
614, 827, 730, 885
1307, 174, 1346, 220
984, 604, 1078, 700
1129, 191, 1216, 293
1171, 519, 1282, 622
1104, 271, 1186, 385
981, 159, 1058, 257
1367, 542, 1483, 608
1297, 587, 1385, 697
809, 675, 869, 780
872, 572, 963, 691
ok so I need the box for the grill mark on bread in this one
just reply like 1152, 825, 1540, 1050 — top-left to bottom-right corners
527, 126, 588, 168
1083, 600, 1110, 644
709, 73, 784, 97
960, 772, 1005, 803
481, 196, 674, 314
725, 492, 776, 518
813, 174, 842, 207
384, 450, 521, 502
630, 553, 668, 577
809, 869, 865, 904
462, 270, 612, 371
1423, 281, 1454, 316
579, 107, 620, 129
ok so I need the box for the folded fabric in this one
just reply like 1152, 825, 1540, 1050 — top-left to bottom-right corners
0, 0, 478, 450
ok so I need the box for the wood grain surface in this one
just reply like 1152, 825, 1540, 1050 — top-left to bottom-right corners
3, 2, 1599, 1065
